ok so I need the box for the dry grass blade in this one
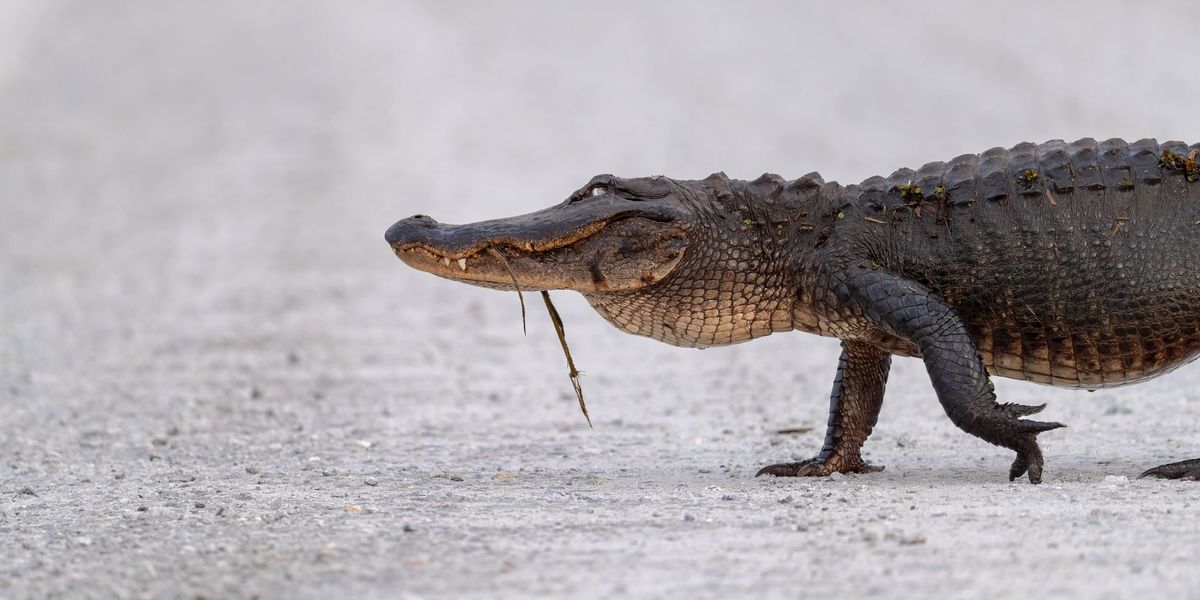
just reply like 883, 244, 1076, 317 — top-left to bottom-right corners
487, 247, 526, 335
541, 291, 591, 428
774, 427, 814, 435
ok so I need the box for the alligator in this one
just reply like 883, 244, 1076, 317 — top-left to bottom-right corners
385, 138, 1200, 484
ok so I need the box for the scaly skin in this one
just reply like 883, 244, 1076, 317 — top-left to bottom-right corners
385, 137, 1200, 484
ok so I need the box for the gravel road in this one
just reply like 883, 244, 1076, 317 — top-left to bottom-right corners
4, 2, 1200, 598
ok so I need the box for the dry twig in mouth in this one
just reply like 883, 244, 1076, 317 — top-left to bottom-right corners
541, 291, 591, 428
487, 247, 526, 335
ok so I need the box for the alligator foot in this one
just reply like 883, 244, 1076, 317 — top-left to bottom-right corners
756, 456, 884, 478
994, 404, 1065, 484
758, 341, 890, 479
1139, 458, 1200, 480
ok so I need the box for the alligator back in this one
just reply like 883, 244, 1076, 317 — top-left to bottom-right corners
841, 138, 1200, 389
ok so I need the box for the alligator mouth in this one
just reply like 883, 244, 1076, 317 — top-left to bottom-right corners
390, 213, 619, 268
386, 208, 689, 293
392, 243, 536, 288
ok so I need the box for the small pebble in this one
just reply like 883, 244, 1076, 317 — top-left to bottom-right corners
137, 506, 148, 512
194, 501, 206, 509
403, 524, 416, 533
245, 466, 260, 475
365, 477, 379, 487
449, 475, 463, 482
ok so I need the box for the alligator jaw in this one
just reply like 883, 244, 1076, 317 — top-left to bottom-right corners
390, 242, 560, 290
385, 201, 689, 292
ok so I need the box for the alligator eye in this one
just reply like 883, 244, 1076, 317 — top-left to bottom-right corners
589, 185, 608, 197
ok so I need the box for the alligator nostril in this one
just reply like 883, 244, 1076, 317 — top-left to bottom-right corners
386, 214, 439, 245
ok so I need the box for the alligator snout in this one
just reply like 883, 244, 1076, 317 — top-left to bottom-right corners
385, 214, 440, 247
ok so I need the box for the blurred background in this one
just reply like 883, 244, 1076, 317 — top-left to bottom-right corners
3, 1, 1200, 598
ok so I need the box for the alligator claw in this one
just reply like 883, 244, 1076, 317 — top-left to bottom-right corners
756, 458, 884, 478
1139, 459, 1200, 480
1001, 402, 1048, 418
1002, 420, 1065, 484
1008, 443, 1042, 483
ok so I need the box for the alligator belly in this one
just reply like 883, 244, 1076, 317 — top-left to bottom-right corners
981, 346, 1200, 390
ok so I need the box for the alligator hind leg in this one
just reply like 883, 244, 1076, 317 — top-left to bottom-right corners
757, 340, 890, 477
1140, 459, 1200, 480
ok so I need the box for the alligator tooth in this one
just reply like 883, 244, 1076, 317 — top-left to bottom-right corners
457, 258, 468, 271
441, 257, 451, 267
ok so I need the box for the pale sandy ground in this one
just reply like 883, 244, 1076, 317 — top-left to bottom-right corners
4, 2, 1200, 599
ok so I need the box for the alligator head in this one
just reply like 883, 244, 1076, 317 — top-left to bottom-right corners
385, 175, 694, 293
386, 172, 817, 348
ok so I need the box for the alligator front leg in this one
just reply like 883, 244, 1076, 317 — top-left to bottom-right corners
1141, 459, 1200, 480
757, 340, 890, 477
838, 266, 1065, 484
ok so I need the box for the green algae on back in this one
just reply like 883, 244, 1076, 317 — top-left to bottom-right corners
1159, 149, 1200, 182
897, 184, 923, 200
1017, 168, 1040, 190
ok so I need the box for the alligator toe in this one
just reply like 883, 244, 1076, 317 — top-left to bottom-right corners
756, 458, 883, 478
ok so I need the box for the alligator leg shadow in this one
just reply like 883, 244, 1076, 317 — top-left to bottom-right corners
758, 341, 890, 477
1141, 459, 1200, 480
